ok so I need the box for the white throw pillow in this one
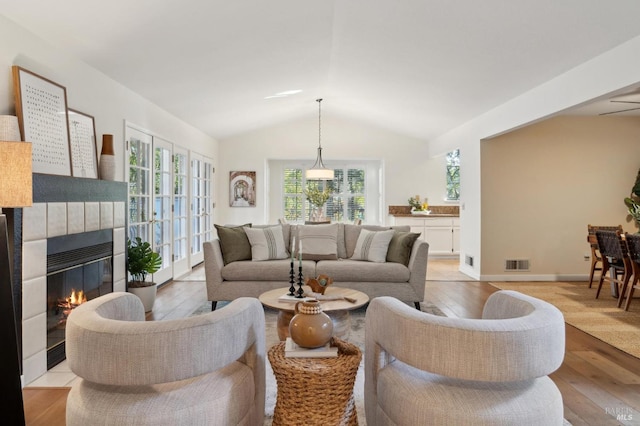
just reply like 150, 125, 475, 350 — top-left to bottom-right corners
244, 225, 289, 261
297, 223, 339, 260
350, 229, 395, 263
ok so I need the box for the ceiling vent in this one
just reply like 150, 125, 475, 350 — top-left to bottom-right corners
504, 259, 530, 271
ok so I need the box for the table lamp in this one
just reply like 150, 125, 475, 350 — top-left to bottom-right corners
0, 114, 32, 425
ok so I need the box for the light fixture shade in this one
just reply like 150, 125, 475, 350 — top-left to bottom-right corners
0, 142, 33, 207
0, 116, 21, 142
306, 167, 334, 180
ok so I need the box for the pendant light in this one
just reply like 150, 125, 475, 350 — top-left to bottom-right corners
305, 98, 334, 180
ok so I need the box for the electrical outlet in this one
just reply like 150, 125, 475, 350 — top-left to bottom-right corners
584, 254, 590, 261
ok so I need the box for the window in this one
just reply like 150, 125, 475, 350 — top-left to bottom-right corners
277, 160, 379, 223
446, 149, 460, 201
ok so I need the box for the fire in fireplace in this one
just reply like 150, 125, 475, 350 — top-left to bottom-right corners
46, 229, 114, 369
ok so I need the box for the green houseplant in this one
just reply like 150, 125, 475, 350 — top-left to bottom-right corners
304, 185, 331, 222
127, 237, 162, 311
624, 168, 640, 232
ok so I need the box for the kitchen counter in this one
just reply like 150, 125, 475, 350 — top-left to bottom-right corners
392, 213, 459, 217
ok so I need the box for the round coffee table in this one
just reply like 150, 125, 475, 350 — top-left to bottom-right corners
258, 286, 369, 341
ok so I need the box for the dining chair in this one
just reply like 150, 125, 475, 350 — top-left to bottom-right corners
595, 230, 632, 307
587, 224, 623, 288
622, 233, 640, 311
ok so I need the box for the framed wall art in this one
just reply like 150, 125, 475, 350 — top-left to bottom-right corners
68, 109, 98, 179
12, 66, 72, 176
229, 171, 256, 207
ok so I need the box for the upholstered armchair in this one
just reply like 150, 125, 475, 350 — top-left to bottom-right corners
65, 292, 265, 426
365, 291, 565, 426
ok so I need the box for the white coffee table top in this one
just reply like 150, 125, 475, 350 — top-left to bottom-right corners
259, 286, 369, 312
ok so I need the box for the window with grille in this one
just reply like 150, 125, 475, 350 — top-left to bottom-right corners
280, 163, 371, 223
446, 149, 460, 201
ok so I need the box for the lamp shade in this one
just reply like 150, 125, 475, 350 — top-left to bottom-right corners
306, 167, 335, 180
0, 116, 21, 142
0, 142, 32, 207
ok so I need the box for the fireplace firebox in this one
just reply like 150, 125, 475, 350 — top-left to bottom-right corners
46, 229, 113, 369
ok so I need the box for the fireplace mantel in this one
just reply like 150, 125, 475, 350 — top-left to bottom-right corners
12, 173, 127, 385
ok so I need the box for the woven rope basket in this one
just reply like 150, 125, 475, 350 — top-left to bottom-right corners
268, 337, 362, 426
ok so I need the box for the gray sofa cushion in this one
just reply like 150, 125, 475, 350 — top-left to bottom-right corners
222, 259, 317, 281
387, 231, 421, 266
343, 224, 411, 258
316, 259, 410, 282
215, 223, 252, 265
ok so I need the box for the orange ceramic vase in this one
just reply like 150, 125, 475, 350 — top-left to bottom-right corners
289, 299, 333, 348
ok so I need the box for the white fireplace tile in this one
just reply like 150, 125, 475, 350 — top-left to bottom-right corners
27, 367, 76, 387
100, 201, 114, 229
23, 350, 47, 386
114, 201, 125, 228
47, 203, 67, 237
22, 203, 47, 241
22, 240, 46, 282
67, 202, 85, 234
22, 276, 46, 320
85, 202, 100, 231
114, 252, 126, 285
22, 312, 46, 359
113, 227, 125, 256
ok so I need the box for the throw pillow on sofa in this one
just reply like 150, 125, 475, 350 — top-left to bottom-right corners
214, 223, 252, 265
386, 231, 421, 266
244, 225, 289, 261
297, 223, 339, 260
351, 229, 395, 263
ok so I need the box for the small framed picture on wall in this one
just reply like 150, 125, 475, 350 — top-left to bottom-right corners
229, 171, 256, 207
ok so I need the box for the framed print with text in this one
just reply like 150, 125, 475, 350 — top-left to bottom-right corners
12, 66, 72, 176
68, 109, 98, 179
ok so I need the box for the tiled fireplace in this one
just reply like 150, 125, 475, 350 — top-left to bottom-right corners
14, 174, 127, 385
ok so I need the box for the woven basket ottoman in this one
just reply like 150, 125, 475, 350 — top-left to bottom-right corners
268, 337, 362, 426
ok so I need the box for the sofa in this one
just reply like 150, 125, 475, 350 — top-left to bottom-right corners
203, 222, 429, 310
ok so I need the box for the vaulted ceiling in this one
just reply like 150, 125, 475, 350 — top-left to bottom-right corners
2, 0, 640, 141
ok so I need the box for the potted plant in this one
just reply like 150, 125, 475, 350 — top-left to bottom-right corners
127, 237, 162, 312
624, 168, 640, 232
304, 185, 332, 222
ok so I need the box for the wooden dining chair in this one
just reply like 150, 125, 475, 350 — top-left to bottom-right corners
595, 230, 632, 307
622, 233, 640, 311
587, 224, 623, 288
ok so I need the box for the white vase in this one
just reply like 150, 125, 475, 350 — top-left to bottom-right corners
128, 284, 157, 312
99, 134, 116, 181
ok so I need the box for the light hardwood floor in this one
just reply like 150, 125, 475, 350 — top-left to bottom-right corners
23, 259, 640, 425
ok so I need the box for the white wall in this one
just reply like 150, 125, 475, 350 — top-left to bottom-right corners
431, 34, 640, 279
0, 14, 218, 184
481, 116, 640, 280
216, 114, 449, 226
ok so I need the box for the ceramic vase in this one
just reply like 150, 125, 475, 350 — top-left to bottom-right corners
289, 299, 333, 348
99, 134, 116, 181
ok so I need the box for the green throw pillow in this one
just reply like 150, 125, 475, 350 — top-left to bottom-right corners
215, 223, 252, 265
386, 231, 421, 266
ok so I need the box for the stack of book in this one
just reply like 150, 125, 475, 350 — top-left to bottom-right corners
284, 338, 338, 358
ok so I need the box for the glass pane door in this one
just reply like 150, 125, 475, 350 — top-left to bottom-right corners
191, 152, 213, 266
127, 128, 152, 243
153, 138, 173, 284
173, 146, 189, 278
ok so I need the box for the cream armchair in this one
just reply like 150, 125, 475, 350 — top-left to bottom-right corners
65, 292, 265, 426
365, 291, 565, 426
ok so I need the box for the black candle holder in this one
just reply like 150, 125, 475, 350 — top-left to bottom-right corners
288, 260, 296, 296
296, 265, 304, 298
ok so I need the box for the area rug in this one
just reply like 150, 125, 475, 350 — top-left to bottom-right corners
191, 300, 445, 425
489, 281, 640, 359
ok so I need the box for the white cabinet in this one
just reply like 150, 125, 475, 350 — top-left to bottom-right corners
393, 216, 459, 256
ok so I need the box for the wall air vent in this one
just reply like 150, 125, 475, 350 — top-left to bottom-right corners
465, 255, 474, 267
504, 259, 530, 271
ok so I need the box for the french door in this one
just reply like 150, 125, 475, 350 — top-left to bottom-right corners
172, 146, 190, 278
190, 152, 213, 266
151, 138, 173, 284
